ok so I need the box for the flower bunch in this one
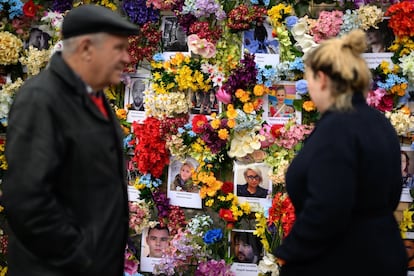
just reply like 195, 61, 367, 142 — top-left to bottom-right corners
39, 10, 64, 44
150, 52, 212, 94
399, 51, 414, 87
0, 31, 23, 65
263, 120, 314, 187
166, 122, 198, 161
290, 16, 318, 58
385, 107, 414, 137
385, 1, 414, 38
122, 0, 159, 25
125, 22, 162, 72
267, 3, 294, 28
226, 4, 267, 31
167, 205, 187, 236
187, 34, 216, 58
0, 78, 23, 127
216, 53, 265, 112
367, 61, 408, 112
128, 199, 158, 235
147, 0, 180, 11
131, 117, 170, 178
356, 4, 383, 30
294, 79, 319, 125
400, 205, 414, 238
124, 242, 142, 276
310, 10, 344, 43
19, 46, 50, 76
196, 259, 234, 276
188, 21, 223, 44
254, 192, 295, 253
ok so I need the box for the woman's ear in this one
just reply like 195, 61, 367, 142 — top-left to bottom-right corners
316, 70, 328, 91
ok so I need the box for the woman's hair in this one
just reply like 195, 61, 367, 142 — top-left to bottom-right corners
402, 151, 410, 174
304, 29, 371, 111
243, 166, 263, 181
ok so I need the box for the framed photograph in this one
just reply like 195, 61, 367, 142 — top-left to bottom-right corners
401, 146, 414, 202
230, 230, 261, 276
25, 27, 51, 50
124, 73, 149, 123
140, 226, 171, 272
264, 82, 301, 125
242, 20, 279, 67
362, 19, 394, 69
189, 90, 219, 115
167, 156, 202, 209
161, 16, 189, 53
233, 161, 272, 212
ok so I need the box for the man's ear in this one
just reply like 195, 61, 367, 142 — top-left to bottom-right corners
78, 37, 93, 62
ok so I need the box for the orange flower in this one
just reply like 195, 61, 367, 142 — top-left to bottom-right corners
303, 100, 316, 112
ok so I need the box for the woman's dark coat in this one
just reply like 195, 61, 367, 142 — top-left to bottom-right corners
274, 94, 408, 276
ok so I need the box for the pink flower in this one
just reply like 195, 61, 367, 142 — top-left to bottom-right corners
187, 34, 216, 58
366, 88, 386, 108
216, 87, 232, 104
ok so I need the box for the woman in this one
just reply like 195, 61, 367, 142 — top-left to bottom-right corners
273, 30, 407, 275
269, 86, 294, 117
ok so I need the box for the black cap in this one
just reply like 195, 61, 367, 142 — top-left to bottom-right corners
62, 5, 139, 39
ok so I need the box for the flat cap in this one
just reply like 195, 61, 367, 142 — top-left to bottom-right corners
62, 5, 138, 39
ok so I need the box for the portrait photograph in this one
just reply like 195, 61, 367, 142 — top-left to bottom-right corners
233, 161, 272, 212
401, 146, 414, 202
124, 73, 149, 123
264, 82, 300, 126
230, 230, 261, 276
167, 156, 202, 209
25, 27, 51, 50
190, 90, 219, 115
161, 16, 189, 53
362, 19, 394, 69
140, 226, 171, 272
242, 19, 279, 67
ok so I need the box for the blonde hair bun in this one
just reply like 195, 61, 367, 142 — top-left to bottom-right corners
341, 29, 368, 56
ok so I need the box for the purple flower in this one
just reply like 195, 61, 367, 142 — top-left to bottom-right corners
122, 0, 159, 25
195, 259, 235, 276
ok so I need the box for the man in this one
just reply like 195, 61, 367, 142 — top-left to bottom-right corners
146, 225, 169, 258
237, 166, 268, 198
233, 232, 262, 264
2, 5, 138, 276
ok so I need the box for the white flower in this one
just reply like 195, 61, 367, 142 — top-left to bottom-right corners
258, 253, 280, 276
228, 130, 265, 158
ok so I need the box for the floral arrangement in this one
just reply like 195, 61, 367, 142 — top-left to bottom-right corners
385, 107, 414, 137
153, 214, 233, 276
254, 192, 295, 275
262, 120, 314, 190
128, 200, 158, 236
367, 61, 409, 113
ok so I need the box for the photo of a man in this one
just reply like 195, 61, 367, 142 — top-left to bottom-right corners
145, 225, 170, 258
162, 16, 188, 52
232, 231, 263, 264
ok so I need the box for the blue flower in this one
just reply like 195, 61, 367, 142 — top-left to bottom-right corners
153, 53, 164, 62
295, 79, 308, 95
203, 228, 223, 244
285, 16, 298, 30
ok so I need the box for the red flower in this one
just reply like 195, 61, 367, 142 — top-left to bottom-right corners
191, 114, 208, 134
221, 181, 234, 194
131, 117, 170, 178
23, 0, 39, 18
219, 208, 236, 223
270, 124, 284, 139
268, 192, 295, 238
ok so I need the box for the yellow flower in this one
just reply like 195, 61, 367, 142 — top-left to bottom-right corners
211, 118, 221, 129
0, 31, 23, 65
243, 102, 254, 114
303, 100, 316, 112
218, 128, 229, 140
227, 108, 238, 120
253, 84, 266, 96
227, 119, 236, 128
206, 199, 214, 207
